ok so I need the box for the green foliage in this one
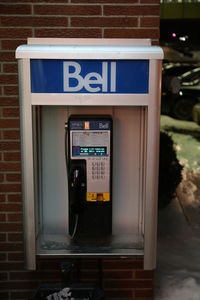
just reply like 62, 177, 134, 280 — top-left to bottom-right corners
158, 131, 183, 209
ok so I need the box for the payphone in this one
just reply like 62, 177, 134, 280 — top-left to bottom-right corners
16, 38, 163, 271
66, 115, 112, 238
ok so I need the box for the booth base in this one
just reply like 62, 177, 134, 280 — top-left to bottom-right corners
37, 233, 144, 257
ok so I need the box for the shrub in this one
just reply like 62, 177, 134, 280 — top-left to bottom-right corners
158, 131, 183, 208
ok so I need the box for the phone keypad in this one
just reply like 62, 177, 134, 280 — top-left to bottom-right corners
92, 161, 106, 180
87, 158, 109, 181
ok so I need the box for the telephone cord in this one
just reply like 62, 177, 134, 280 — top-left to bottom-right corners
71, 214, 79, 239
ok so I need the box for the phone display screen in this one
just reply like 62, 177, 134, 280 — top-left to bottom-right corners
72, 131, 109, 157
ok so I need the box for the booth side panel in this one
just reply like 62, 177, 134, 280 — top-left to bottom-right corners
144, 60, 162, 270
18, 59, 36, 270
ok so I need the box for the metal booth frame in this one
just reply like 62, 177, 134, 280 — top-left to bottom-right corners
16, 38, 163, 270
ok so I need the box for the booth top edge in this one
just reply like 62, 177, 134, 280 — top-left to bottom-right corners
27, 38, 152, 46
15, 38, 163, 60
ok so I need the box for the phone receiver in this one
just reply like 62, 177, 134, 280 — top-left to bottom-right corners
69, 161, 86, 215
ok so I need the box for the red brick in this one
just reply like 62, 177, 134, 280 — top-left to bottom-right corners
141, 17, 160, 27
135, 288, 153, 298
0, 173, 4, 182
0, 203, 22, 212
0, 272, 8, 281
0, 97, 19, 106
0, 223, 23, 232
3, 63, 18, 73
0, 74, 18, 85
4, 86, 19, 96
104, 279, 152, 289
0, 253, 7, 260
0, 162, 21, 171
0, 119, 19, 128
78, 259, 100, 269
0, 142, 20, 151
6, 173, 21, 182
73, 0, 138, 2
0, 118, 20, 129
0, 52, 15, 62
0, 262, 24, 271
0, 183, 21, 193
103, 259, 143, 270
0, 0, 69, 1
0, 243, 23, 252
141, 0, 160, 3
0, 28, 32, 39
2, 107, 19, 117
1, 40, 26, 51
104, 270, 133, 279
37, 258, 64, 270
7, 194, 22, 203
0, 4, 31, 14
0, 194, 6, 202
106, 289, 133, 298
0, 213, 6, 222
0, 0, 68, 1
8, 233, 23, 242
35, 28, 102, 38
71, 17, 138, 27
0, 280, 38, 290
10, 270, 60, 281
104, 5, 160, 16
10, 291, 34, 300
4, 152, 21, 162
1, 16, 69, 27
3, 130, 20, 140
34, 4, 101, 15
0, 233, 6, 242
8, 252, 24, 261
7, 213, 22, 222
104, 28, 159, 39
135, 270, 153, 279
36, 257, 76, 272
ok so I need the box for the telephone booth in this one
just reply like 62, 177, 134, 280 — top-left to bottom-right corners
16, 38, 163, 270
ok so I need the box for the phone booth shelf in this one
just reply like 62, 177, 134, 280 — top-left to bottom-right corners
16, 38, 163, 271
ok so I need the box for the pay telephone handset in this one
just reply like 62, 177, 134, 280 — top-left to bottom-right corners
66, 115, 112, 238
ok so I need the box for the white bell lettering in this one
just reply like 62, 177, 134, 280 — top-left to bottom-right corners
63, 61, 116, 93
63, 61, 84, 92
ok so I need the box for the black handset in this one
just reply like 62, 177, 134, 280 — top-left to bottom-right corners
67, 115, 112, 238
68, 160, 86, 237
69, 161, 86, 213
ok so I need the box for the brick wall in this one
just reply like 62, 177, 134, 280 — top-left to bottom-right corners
0, 1, 160, 299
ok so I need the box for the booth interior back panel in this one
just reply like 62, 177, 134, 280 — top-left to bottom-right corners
41, 106, 143, 238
